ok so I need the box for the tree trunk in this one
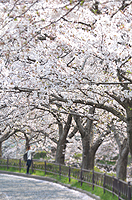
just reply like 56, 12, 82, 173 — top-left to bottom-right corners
116, 139, 129, 180
126, 108, 132, 157
74, 107, 97, 170
24, 133, 30, 150
55, 121, 67, 164
81, 107, 95, 169
116, 155, 128, 181
55, 114, 72, 164
88, 150, 95, 170
111, 123, 129, 180
82, 135, 90, 169
55, 139, 67, 164
89, 136, 104, 170
26, 140, 30, 149
0, 142, 2, 158
81, 135, 104, 170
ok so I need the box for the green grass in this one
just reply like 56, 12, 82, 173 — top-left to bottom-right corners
73, 153, 82, 160
94, 165, 116, 177
0, 166, 26, 173
34, 151, 47, 159
97, 160, 116, 166
71, 182, 118, 200
0, 165, 119, 200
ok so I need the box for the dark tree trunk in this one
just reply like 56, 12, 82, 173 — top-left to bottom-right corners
87, 149, 95, 170
89, 136, 104, 170
81, 107, 94, 169
74, 107, 102, 170
81, 148, 95, 170
81, 135, 104, 170
55, 122, 67, 164
111, 123, 129, 181
82, 135, 90, 169
26, 140, 30, 150
0, 142, 2, 158
126, 107, 132, 157
55, 138, 67, 164
116, 139, 129, 180
55, 114, 72, 164
116, 154, 128, 180
74, 115, 91, 169
24, 133, 30, 150
81, 133, 104, 170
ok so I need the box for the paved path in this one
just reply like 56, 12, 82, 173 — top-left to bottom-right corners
0, 174, 96, 200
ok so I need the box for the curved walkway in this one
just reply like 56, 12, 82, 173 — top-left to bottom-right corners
0, 173, 97, 200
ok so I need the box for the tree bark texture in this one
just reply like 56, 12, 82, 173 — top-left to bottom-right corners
0, 142, 2, 158
82, 135, 90, 169
74, 107, 103, 170
55, 114, 72, 164
116, 139, 129, 180
112, 123, 129, 180
24, 133, 30, 150
126, 106, 132, 157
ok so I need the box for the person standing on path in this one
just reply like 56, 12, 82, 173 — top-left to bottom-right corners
26, 145, 36, 174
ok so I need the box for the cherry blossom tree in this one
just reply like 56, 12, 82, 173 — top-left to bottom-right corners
0, 0, 132, 168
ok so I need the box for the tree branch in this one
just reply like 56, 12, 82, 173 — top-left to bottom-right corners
111, 1, 132, 18
74, 115, 85, 138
